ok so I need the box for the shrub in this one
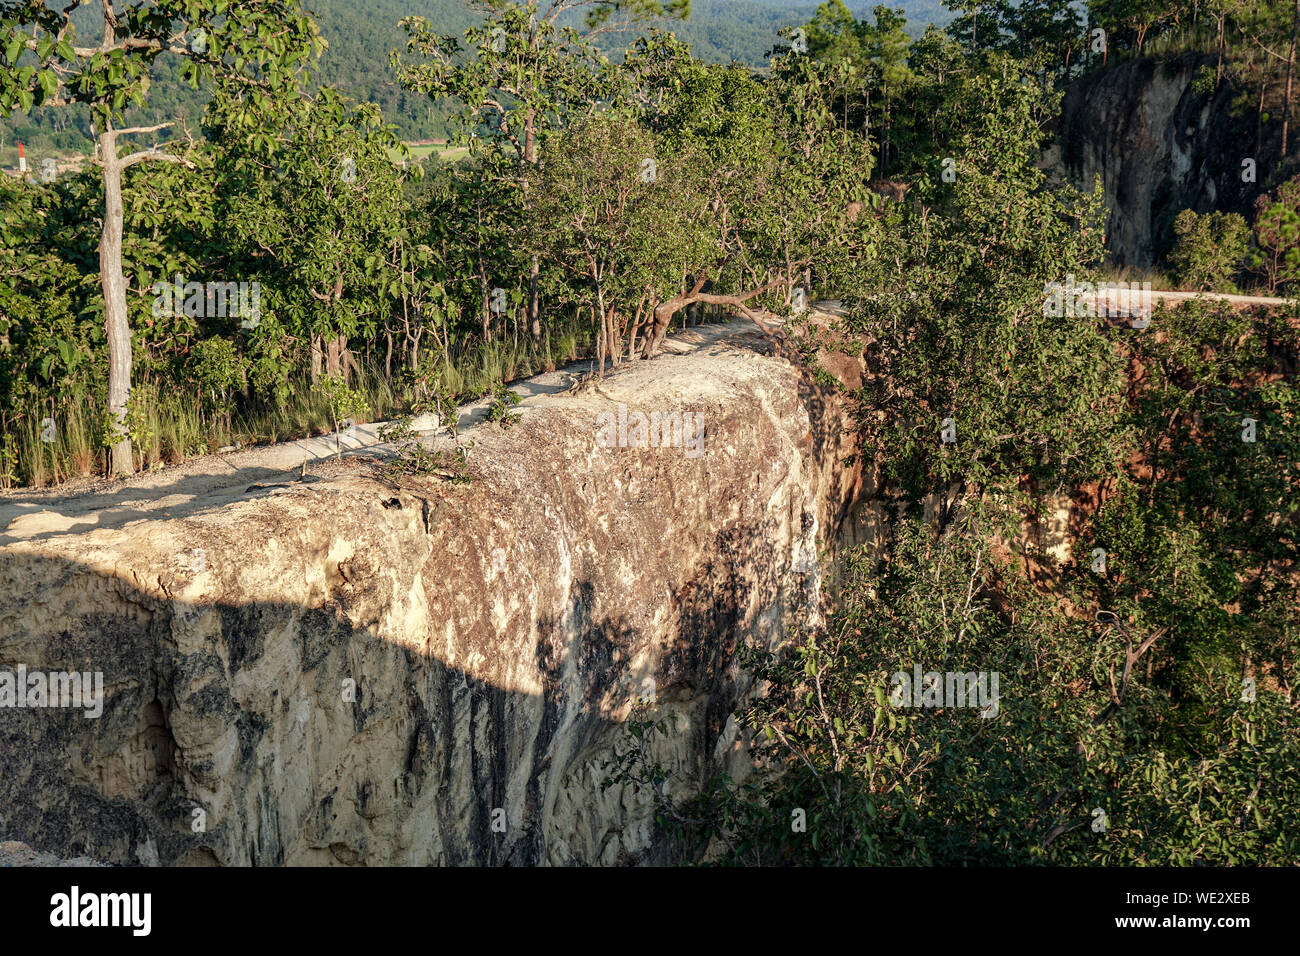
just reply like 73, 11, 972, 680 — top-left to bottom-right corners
1168, 209, 1249, 292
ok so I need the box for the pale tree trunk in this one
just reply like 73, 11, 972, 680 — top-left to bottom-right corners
1284, 0, 1299, 156
524, 111, 541, 340
326, 336, 339, 378
410, 327, 423, 372
881, 82, 889, 175
87, 14, 195, 478
606, 305, 621, 367
99, 127, 133, 476
862, 87, 871, 166
528, 260, 541, 340
628, 296, 646, 359
323, 333, 355, 380
595, 284, 607, 378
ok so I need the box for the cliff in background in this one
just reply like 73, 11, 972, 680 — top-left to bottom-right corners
1053, 53, 1292, 268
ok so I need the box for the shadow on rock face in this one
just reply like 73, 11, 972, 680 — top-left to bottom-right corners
0, 552, 726, 866
0, 323, 866, 867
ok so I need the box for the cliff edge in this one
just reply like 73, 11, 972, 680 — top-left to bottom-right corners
0, 317, 865, 865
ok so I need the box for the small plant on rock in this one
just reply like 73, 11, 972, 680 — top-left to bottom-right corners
486, 382, 522, 429
376, 413, 473, 483
316, 374, 369, 459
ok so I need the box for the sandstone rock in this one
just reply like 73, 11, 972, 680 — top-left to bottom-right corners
0, 320, 863, 866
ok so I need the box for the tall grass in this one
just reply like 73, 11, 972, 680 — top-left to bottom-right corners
1097, 264, 1170, 288
3, 315, 597, 490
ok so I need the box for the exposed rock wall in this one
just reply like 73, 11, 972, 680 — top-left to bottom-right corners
0, 324, 865, 866
1053, 54, 1284, 268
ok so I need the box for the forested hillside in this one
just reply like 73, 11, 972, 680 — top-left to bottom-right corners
0, 0, 953, 151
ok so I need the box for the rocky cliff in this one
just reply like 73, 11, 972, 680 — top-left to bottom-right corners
0, 320, 870, 866
1054, 53, 1287, 268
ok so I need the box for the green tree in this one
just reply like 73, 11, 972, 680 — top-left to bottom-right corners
841, 64, 1118, 515
802, 4, 914, 174
1251, 175, 1300, 294
652, 486, 1298, 864
633, 47, 873, 356
527, 114, 710, 373
210, 87, 408, 389
412, 151, 523, 349
393, 0, 685, 341
997, 0, 1085, 83
0, 171, 88, 435
1168, 208, 1250, 291
0, 0, 323, 474
864, 6, 913, 176
315, 372, 367, 458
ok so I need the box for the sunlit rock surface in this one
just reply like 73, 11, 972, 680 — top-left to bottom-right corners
0, 319, 866, 866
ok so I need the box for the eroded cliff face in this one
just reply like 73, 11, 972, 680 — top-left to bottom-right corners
1054, 54, 1279, 267
0, 322, 866, 866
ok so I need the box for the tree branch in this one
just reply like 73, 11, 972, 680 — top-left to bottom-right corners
119, 149, 194, 170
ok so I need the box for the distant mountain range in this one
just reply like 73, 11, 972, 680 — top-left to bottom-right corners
1, 1, 955, 153
308, 0, 954, 139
